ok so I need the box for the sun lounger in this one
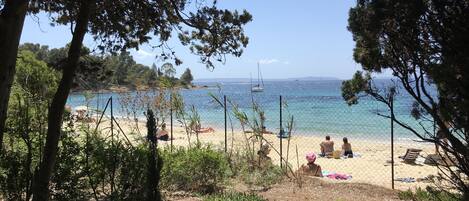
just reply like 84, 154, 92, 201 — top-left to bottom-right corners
399, 148, 422, 163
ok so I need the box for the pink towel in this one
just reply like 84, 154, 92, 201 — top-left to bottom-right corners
326, 173, 352, 180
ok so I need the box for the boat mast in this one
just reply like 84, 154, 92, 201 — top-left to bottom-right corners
260, 65, 264, 87
257, 62, 261, 86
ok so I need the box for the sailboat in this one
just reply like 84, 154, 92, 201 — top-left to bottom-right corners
251, 62, 264, 92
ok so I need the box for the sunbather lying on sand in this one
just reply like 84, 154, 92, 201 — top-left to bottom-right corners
192, 124, 215, 133
196, 127, 214, 133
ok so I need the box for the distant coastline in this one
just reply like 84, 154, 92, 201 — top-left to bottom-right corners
194, 76, 341, 83
71, 84, 209, 94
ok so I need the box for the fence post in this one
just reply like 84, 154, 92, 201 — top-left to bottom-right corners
110, 96, 115, 195
280, 95, 283, 169
391, 96, 395, 190
170, 93, 174, 152
224, 95, 227, 153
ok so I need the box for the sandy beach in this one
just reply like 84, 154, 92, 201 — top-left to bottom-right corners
93, 117, 439, 191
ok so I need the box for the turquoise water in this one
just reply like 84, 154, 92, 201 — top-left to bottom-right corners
67, 80, 436, 141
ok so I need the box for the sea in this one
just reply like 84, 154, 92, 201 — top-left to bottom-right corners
67, 79, 437, 142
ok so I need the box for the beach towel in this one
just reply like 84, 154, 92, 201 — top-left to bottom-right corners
395, 177, 416, 183
327, 173, 352, 180
322, 171, 352, 180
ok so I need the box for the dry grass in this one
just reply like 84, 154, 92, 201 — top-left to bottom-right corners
258, 176, 401, 201
165, 176, 402, 201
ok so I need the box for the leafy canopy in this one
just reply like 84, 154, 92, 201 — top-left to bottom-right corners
344, 0, 469, 195
29, 0, 252, 68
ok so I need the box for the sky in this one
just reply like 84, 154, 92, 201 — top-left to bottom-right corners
20, 1, 367, 80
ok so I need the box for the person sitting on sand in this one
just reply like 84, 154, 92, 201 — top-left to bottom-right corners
258, 142, 271, 160
300, 152, 323, 177
257, 142, 272, 168
261, 126, 274, 134
157, 123, 169, 141
341, 137, 353, 158
319, 135, 334, 157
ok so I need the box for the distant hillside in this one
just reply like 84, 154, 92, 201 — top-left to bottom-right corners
194, 76, 340, 83
194, 78, 251, 83
285, 76, 340, 81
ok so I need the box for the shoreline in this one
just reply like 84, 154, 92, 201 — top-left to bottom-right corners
109, 116, 432, 146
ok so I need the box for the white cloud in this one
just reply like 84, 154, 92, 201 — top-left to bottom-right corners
257, 59, 290, 65
135, 49, 153, 59
258, 59, 279, 65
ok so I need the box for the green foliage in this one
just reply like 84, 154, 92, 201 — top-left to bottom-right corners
346, 0, 469, 195
31, 0, 252, 68
50, 131, 88, 201
161, 63, 176, 78
204, 192, 266, 201
341, 71, 371, 105
145, 109, 162, 201
0, 50, 60, 200
398, 188, 462, 201
83, 128, 150, 200
160, 146, 230, 193
0, 140, 37, 200
229, 151, 283, 188
14, 50, 59, 100
180, 68, 194, 86
19, 43, 208, 90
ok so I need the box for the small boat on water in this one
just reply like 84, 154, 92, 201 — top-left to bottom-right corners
251, 62, 264, 92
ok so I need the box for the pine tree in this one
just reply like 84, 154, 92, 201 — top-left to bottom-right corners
180, 68, 194, 86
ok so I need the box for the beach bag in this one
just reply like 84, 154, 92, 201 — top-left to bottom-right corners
332, 150, 341, 159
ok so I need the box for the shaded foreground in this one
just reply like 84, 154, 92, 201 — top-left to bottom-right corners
258, 177, 399, 201
167, 177, 400, 201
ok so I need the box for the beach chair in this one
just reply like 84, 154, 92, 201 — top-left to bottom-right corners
399, 148, 422, 163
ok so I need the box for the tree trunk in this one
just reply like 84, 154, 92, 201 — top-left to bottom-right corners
0, 0, 29, 152
31, 1, 94, 200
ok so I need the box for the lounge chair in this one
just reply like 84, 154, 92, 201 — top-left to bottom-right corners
399, 148, 422, 163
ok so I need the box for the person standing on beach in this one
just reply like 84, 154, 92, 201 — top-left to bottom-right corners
319, 135, 334, 157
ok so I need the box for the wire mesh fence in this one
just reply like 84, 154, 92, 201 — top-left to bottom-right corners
73, 89, 440, 191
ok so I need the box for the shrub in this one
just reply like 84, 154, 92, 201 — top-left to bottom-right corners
160, 145, 230, 193
84, 130, 150, 200
204, 192, 266, 201
228, 151, 284, 188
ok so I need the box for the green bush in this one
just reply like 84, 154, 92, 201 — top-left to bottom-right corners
160, 145, 230, 193
228, 151, 284, 188
398, 187, 462, 201
84, 130, 151, 200
204, 192, 266, 201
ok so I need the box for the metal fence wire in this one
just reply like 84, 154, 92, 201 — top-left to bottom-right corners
88, 92, 440, 191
